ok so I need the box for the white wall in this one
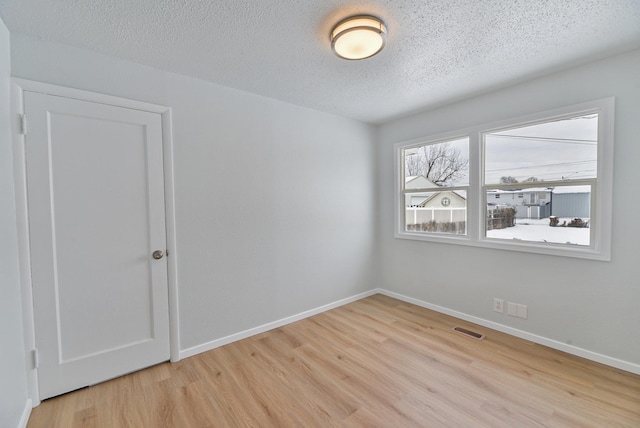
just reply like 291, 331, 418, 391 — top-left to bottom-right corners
10, 34, 376, 352
0, 18, 29, 428
377, 49, 640, 367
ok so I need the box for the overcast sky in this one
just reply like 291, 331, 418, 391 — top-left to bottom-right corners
484, 114, 598, 184
405, 114, 598, 187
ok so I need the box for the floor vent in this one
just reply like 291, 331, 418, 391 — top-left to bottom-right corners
452, 326, 485, 340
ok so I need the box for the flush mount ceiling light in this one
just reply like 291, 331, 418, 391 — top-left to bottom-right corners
331, 15, 387, 60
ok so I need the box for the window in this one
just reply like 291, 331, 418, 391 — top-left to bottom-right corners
395, 98, 614, 260
484, 114, 597, 246
402, 138, 469, 235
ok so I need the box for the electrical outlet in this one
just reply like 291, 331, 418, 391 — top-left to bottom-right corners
517, 304, 528, 319
507, 302, 518, 316
493, 298, 504, 313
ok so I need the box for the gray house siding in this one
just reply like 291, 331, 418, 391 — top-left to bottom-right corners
552, 193, 590, 218
515, 204, 551, 219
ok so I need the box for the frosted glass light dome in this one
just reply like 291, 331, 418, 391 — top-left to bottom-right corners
331, 16, 387, 60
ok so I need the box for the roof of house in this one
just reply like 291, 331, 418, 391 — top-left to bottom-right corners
418, 190, 467, 207
486, 186, 591, 194
488, 187, 552, 194
405, 175, 438, 189
552, 186, 591, 194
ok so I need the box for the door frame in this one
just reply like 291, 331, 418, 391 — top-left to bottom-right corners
11, 78, 181, 406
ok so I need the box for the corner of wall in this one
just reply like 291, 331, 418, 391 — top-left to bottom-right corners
1, 15, 32, 428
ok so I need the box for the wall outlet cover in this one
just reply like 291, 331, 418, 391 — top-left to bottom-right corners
517, 304, 528, 319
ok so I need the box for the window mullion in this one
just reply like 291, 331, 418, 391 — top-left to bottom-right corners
468, 132, 482, 241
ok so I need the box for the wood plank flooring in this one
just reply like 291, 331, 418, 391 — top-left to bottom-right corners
27, 294, 640, 427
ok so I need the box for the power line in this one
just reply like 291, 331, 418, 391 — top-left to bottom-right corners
485, 170, 597, 182
485, 159, 596, 173
485, 167, 597, 181
487, 134, 597, 145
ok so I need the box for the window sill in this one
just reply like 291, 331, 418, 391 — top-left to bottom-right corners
394, 230, 610, 261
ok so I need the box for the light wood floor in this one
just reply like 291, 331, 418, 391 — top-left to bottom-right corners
27, 294, 640, 427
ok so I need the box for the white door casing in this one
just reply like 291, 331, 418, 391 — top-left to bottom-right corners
24, 91, 171, 400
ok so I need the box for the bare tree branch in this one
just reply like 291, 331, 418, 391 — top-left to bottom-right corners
405, 142, 468, 185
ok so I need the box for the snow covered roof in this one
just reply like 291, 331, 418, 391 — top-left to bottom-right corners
405, 175, 438, 189
486, 186, 590, 194
418, 190, 467, 206
487, 187, 551, 194
552, 186, 591, 194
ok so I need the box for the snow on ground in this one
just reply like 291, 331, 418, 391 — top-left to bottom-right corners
486, 218, 590, 246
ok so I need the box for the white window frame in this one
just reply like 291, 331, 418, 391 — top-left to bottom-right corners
401, 136, 471, 237
394, 98, 614, 261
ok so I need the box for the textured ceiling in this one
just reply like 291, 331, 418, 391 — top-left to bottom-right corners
1, 0, 639, 123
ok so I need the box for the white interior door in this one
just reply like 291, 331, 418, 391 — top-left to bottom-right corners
24, 91, 170, 400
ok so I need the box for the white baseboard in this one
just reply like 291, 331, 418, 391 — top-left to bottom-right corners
376, 288, 640, 376
179, 289, 378, 360
18, 399, 32, 428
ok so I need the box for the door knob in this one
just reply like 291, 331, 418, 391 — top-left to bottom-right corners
152, 250, 164, 260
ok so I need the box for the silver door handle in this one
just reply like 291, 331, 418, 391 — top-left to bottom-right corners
152, 250, 164, 260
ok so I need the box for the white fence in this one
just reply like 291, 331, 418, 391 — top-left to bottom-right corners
406, 207, 466, 225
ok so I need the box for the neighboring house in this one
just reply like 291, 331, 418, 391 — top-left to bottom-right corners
405, 175, 434, 193
487, 188, 552, 219
551, 186, 590, 218
416, 191, 467, 223
486, 186, 591, 219
408, 179, 589, 222
405, 175, 436, 207
405, 176, 466, 225
486, 188, 551, 207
